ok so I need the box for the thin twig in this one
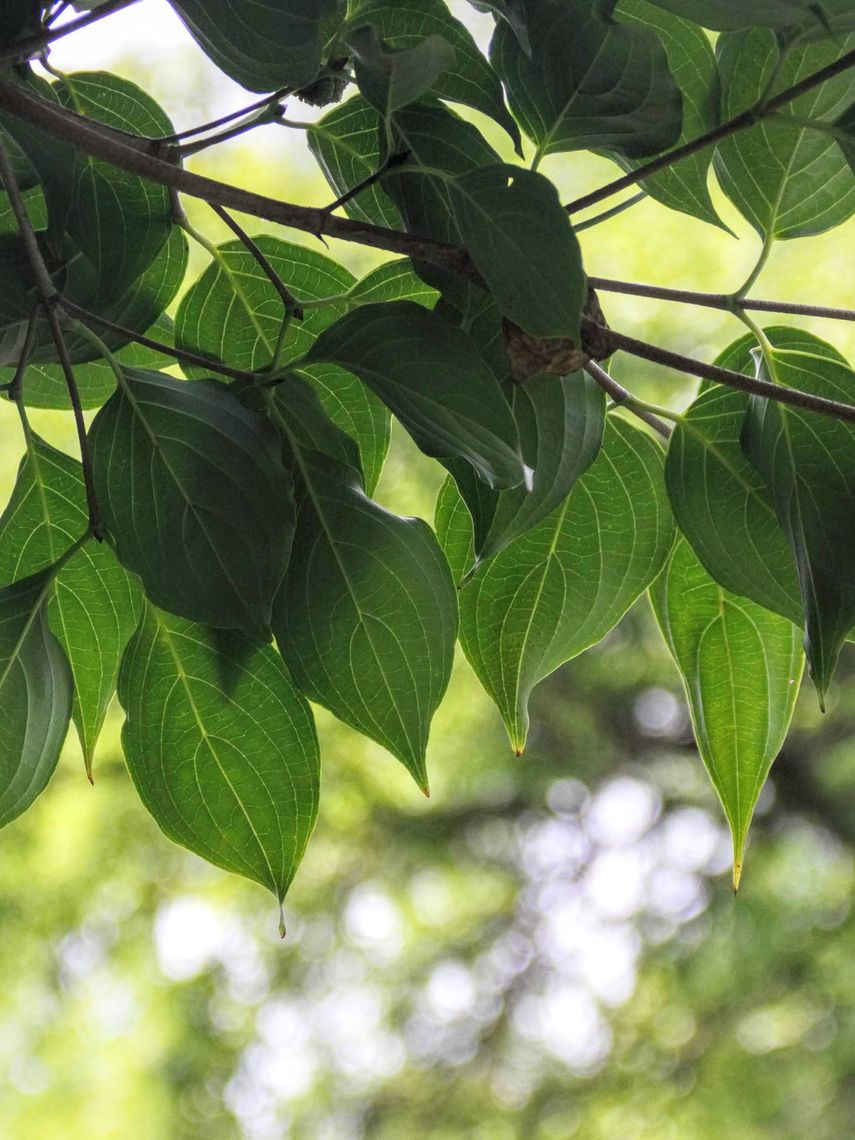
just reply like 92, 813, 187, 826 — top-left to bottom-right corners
589, 276, 855, 323
176, 106, 283, 158
0, 0, 141, 67
566, 46, 855, 215
7, 306, 40, 403
58, 297, 260, 383
160, 89, 291, 145
208, 203, 303, 318
573, 191, 648, 234
584, 361, 672, 439
592, 320, 855, 424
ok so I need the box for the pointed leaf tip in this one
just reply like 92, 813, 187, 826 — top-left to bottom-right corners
278, 903, 286, 940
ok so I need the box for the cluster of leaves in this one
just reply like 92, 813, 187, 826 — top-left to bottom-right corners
1, 0, 855, 919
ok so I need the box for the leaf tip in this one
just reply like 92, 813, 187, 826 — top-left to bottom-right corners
278, 901, 286, 940
732, 861, 742, 894
420, 780, 431, 799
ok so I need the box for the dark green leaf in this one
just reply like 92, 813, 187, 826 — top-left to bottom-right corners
270, 379, 457, 789
304, 301, 525, 489
0, 437, 141, 774
436, 415, 674, 751
651, 535, 803, 888
467, 0, 530, 52
448, 369, 606, 564
490, 0, 683, 160
90, 368, 295, 635
349, 0, 521, 145
645, 0, 855, 35
835, 100, 855, 175
347, 22, 456, 117
741, 345, 855, 703
0, 567, 72, 827
715, 30, 855, 239
168, 0, 344, 92
308, 96, 402, 227
617, 0, 726, 228
0, 0, 40, 41
118, 604, 320, 916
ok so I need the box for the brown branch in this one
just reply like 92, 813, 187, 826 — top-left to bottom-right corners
566, 47, 855, 215
0, 0, 141, 67
593, 320, 855, 424
584, 360, 672, 439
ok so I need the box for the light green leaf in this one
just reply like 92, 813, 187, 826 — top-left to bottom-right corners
617, 0, 726, 228
490, 0, 683, 160
741, 345, 855, 704
645, 0, 855, 35
118, 604, 320, 918
308, 96, 402, 227
90, 368, 295, 636
0, 437, 141, 777
304, 300, 525, 489
347, 22, 456, 117
348, 257, 440, 308
270, 379, 457, 790
167, 0, 344, 92
436, 415, 674, 751
349, 0, 521, 145
651, 535, 804, 888
0, 567, 72, 828
715, 30, 855, 239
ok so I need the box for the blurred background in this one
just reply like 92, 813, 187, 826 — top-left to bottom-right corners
2, 4, 855, 1137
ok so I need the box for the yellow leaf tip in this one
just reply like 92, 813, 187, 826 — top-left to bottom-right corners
278, 902, 286, 940
732, 863, 742, 894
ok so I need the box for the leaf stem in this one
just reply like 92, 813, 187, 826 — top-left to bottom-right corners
160, 89, 292, 145
564, 46, 855, 215
176, 105, 284, 159
584, 361, 673, 439
733, 231, 776, 301
573, 191, 648, 233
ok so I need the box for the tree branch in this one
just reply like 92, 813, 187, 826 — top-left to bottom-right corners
584, 361, 672, 439
566, 47, 855, 216
0, 0, 141, 67
593, 320, 855, 423
589, 276, 855, 323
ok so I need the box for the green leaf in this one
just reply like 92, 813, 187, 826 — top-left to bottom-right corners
308, 96, 402, 228
715, 30, 855, 239
174, 235, 390, 490
348, 0, 521, 145
0, 567, 72, 828
0, 0, 40, 41
347, 22, 456, 117
0, 437, 141, 775
467, 0, 530, 52
270, 379, 457, 790
665, 327, 844, 623
118, 604, 320, 918
447, 369, 606, 564
645, 0, 855, 35
436, 415, 674, 751
617, 0, 726, 229
89, 368, 295, 636
167, 0, 344, 92
490, 0, 683, 160
741, 345, 855, 704
835, 100, 855, 175
348, 257, 440, 308
650, 535, 804, 888
304, 301, 525, 489
448, 163, 585, 340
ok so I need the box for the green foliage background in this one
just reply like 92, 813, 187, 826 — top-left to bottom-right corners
2, 4, 855, 1137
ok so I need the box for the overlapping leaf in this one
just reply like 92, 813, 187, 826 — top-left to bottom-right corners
168, 0, 344, 92
347, 258, 439, 308
646, 0, 855, 35
715, 30, 855, 239
90, 368, 295, 635
467, 0, 530, 51
0, 567, 72, 828
651, 535, 804, 887
118, 604, 320, 919
304, 300, 525, 488
490, 0, 683, 160
270, 377, 457, 789
436, 416, 674, 751
348, 22, 455, 119
0, 436, 141, 775
741, 347, 855, 704
617, 0, 725, 228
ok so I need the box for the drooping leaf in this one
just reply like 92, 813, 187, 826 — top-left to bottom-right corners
175, 235, 390, 490
0, 437, 141, 775
617, 0, 726, 228
0, 567, 72, 828
348, 258, 440, 308
118, 604, 320, 917
651, 535, 804, 888
304, 301, 526, 489
645, 0, 855, 35
741, 346, 855, 704
270, 378, 457, 790
447, 368, 606, 564
715, 30, 855, 239
665, 327, 845, 622
89, 368, 295, 636
490, 0, 683, 160
347, 22, 456, 118
348, 0, 521, 145
436, 415, 674, 751
307, 96, 402, 227
167, 0, 344, 92
467, 0, 530, 52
